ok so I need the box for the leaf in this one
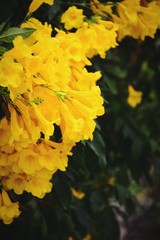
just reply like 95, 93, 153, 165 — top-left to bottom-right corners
48, 0, 62, 21
150, 139, 159, 153
0, 27, 36, 43
90, 191, 105, 213
74, 207, 93, 229
116, 184, 129, 203
0, 46, 7, 55
153, 156, 160, 173
104, 75, 118, 94
123, 124, 135, 139
53, 172, 72, 209
131, 137, 144, 160
95, 207, 120, 240
87, 130, 107, 168
0, 22, 6, 31
107, 65, 127, 79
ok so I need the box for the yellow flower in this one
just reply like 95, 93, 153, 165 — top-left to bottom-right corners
68, 237, 74, 240
37, 141, 69, 172
90, 0, 113, 16
55, 30, 90, 67
107, 176, 116, 186
17, 147, 42, 175
83, 234, 92, 240
127, 85, 143, 108
70, 68, 101, 91
71, 188, 85, 199
29, 0, 54, 13
0, 118, 11, 147
61, 6, 85, 30
25, 176, 52, 198
76, 18, 118, 58
14, 100, 41, 148
59, 87, 104, 142
112, 0, 160, 41
0, 15, 105, 221
147, 1, 160, 28
26, 86, 61, 139
3, 173, 28, 195
0, 56, 24, 99
0, 190, 20, 224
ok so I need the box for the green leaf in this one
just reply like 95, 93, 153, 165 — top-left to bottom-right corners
150, 139, 159, 153
0, 22, 6, 31
131, 137, 144, 160
0, 46, 7, 55
104, 75, 118, 94
87, 130, 107, 168
95, 207, 120, 240
90, 191, 105, 213
116, 184, 129, 203
0, 27, 36, 43
53, 172, 72, 209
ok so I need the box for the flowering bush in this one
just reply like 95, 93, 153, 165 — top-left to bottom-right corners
0, 0, 160, 239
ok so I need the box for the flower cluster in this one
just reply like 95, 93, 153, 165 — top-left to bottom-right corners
61, 5, 118, 58
0, 1, 106, 223
90, 0, 160, 41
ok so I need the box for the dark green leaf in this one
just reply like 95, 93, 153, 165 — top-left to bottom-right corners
0, 46, 7, 55
104, 75, 118, 94
116, 184, 129, 203
0, 27, 36, 43
87, 130, 107, 168
131, 137, 144, 160
90, 191, 105, 213
53, 172, 72, 209
0, 21, 6, 31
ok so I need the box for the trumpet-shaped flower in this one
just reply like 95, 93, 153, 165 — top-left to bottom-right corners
25, 176, 52, 198
0, 190, 20, 224
0, 57, 24, 100
3, 173, 28, 195
29, 0, 54, 13
90, 0, 113, 16
61, 6, 85, 30
0, 15, 105, 224
127, 85, 143, 108
112, 0, 160, 41
76, 19, 118, 58
71, 188, 85, 199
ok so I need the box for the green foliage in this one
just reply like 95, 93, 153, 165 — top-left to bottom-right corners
0, 27, 35, 43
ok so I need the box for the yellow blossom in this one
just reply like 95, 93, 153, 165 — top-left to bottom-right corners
0, 190, 20, 224
112, 0, 160, 41
71, 188, 85, 199
107, 176, 116, 186
25, 176, 52, 198
90, 0, 113, 16
61, 6, 85, 30
83, 234, 92, 240
127, 85, 143, 108
59, 88, 104, 142
29, 0, 54, 13
17, 147, 42, 175
37, 140, 70, 172
0, 118, 11, 147
75, 18, 118, 58
0, 15, 105, 223
3, 174, 28, 195
0, 56, 24, 98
